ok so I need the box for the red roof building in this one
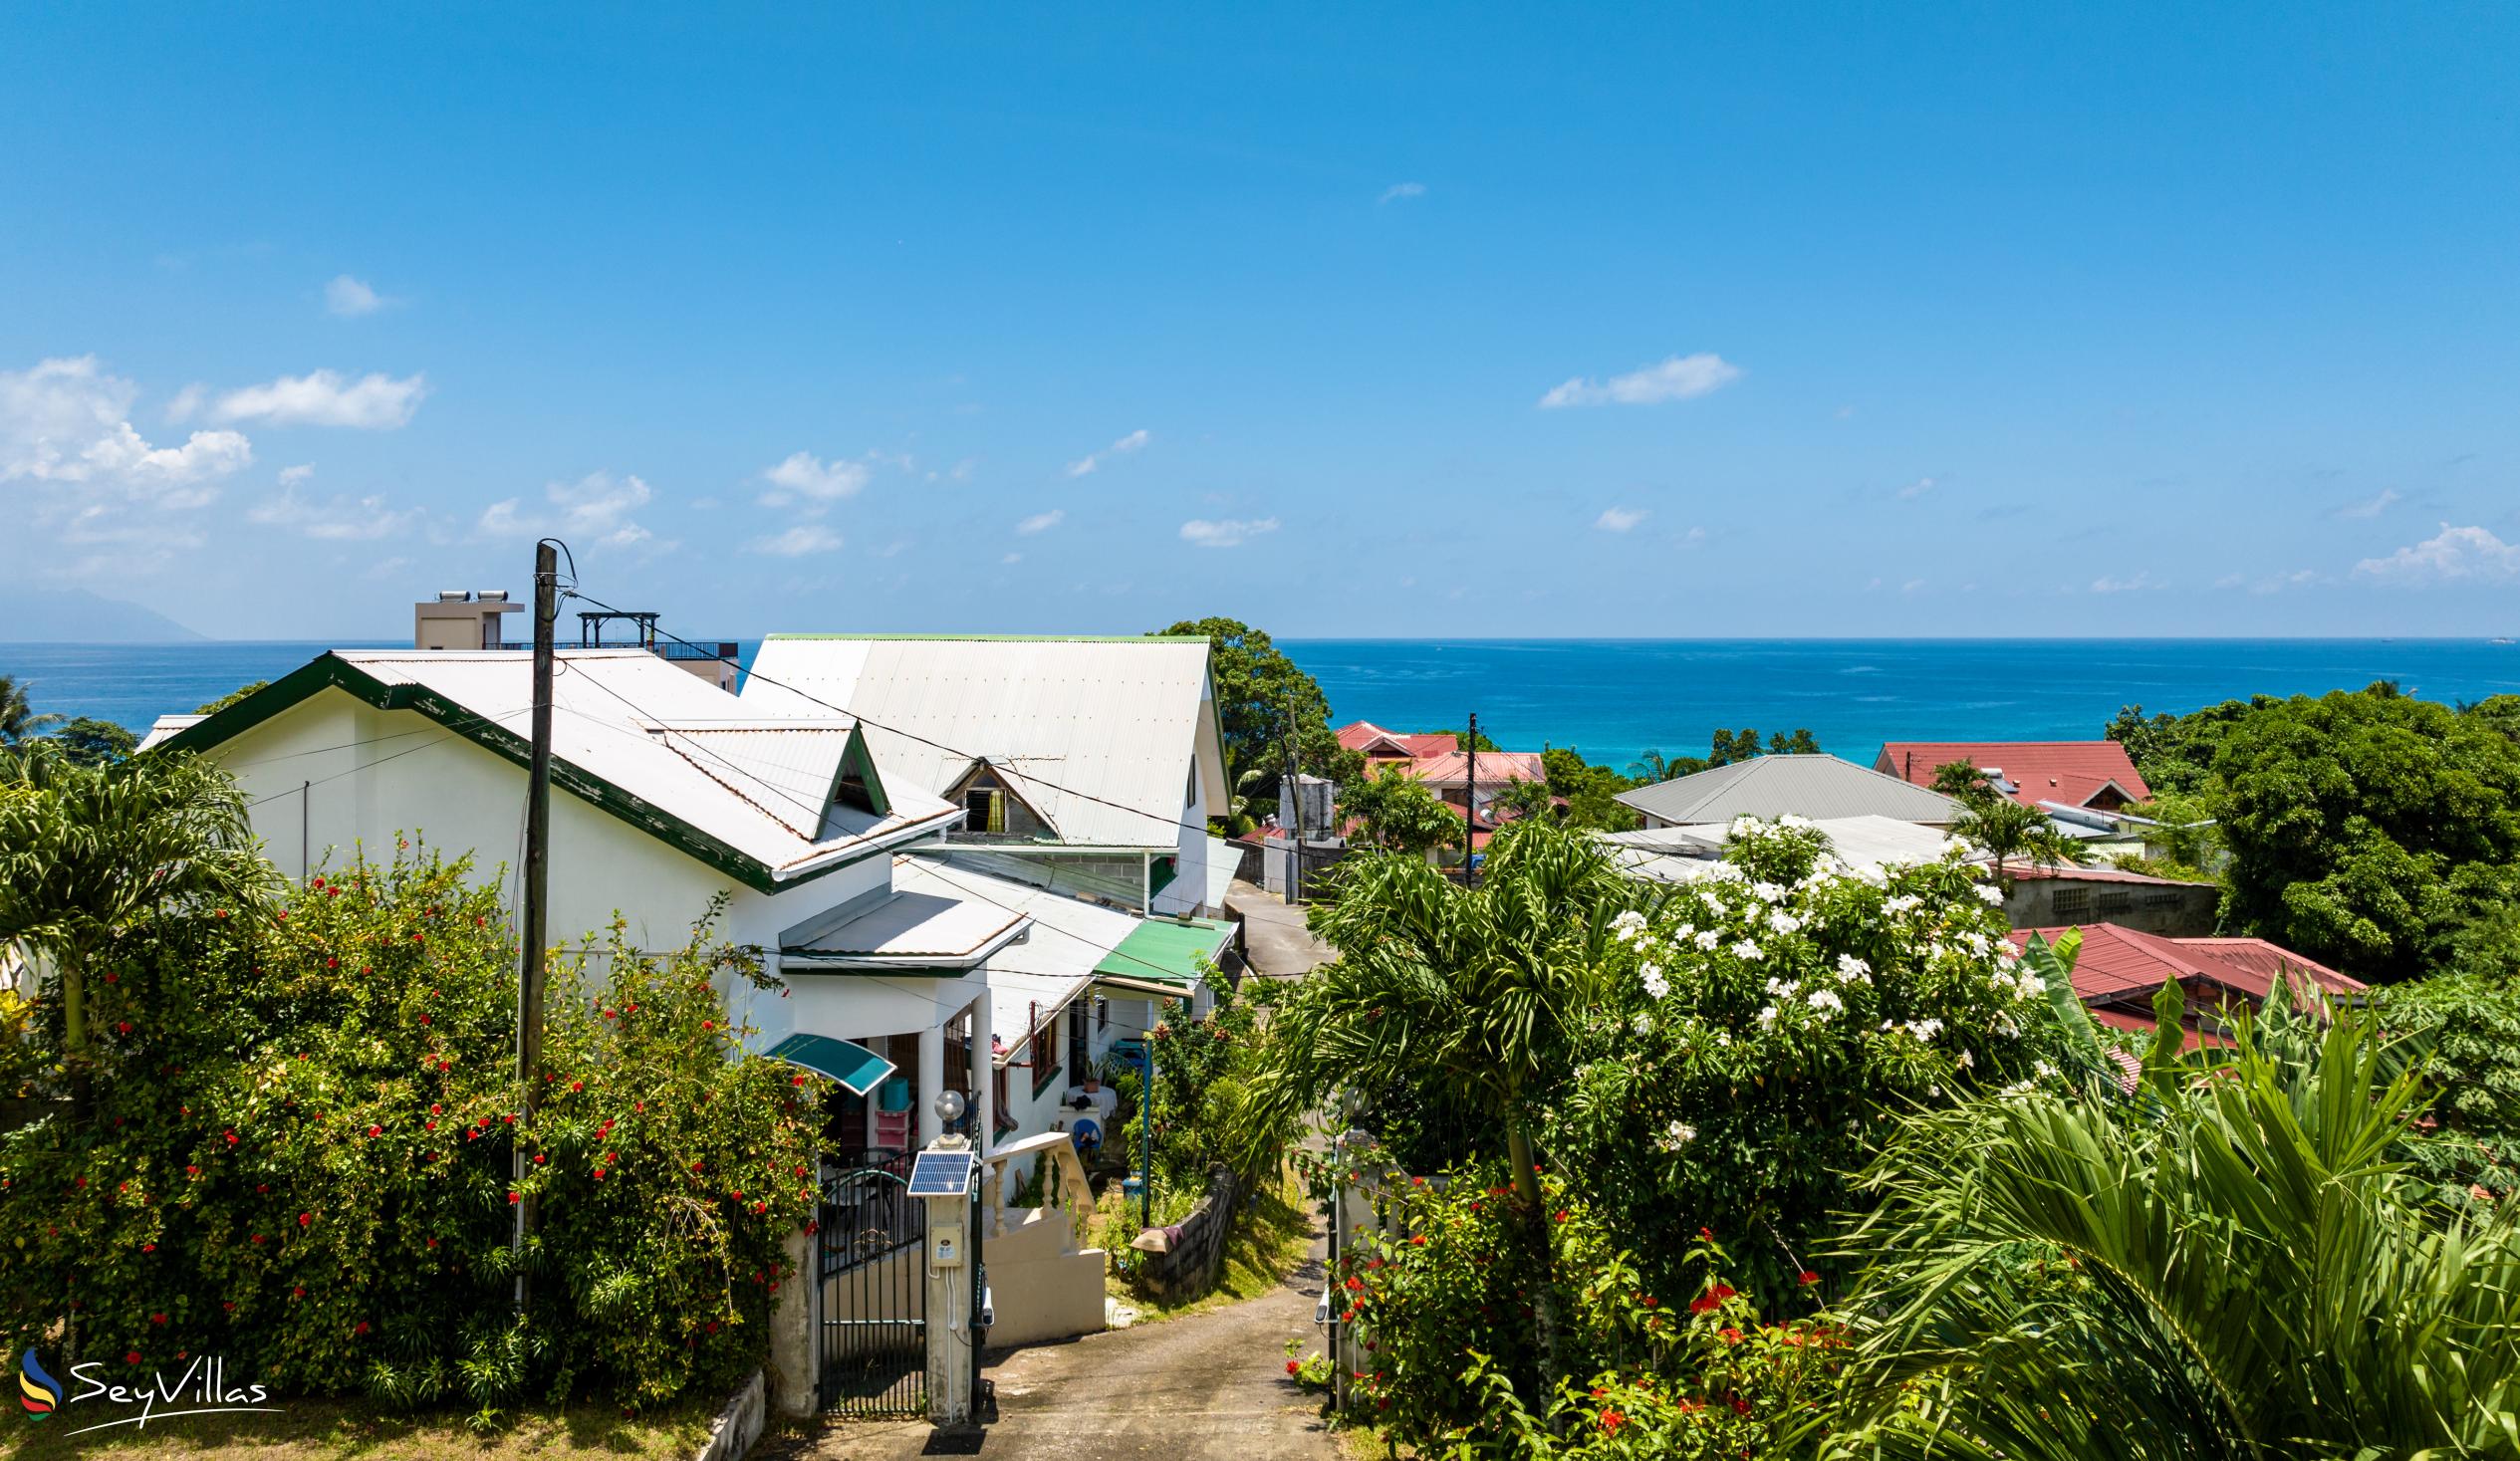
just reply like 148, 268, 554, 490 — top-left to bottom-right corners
1335, 720, 1462, 765
2006, 922, 2365, 1051
1876, 740, 2152, 811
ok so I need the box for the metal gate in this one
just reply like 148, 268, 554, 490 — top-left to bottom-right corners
818, 1156, 926, 1415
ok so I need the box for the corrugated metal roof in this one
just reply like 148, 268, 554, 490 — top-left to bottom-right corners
1405, 750, 1546, 787
137, 713, 205, 751
1616, 754, 1963, 826
741, 636, 1225, 850
1876, 741, 2151, 809
781, 876, 1029, 964
328, 649, 958, 879
1599, 814, 1963, 884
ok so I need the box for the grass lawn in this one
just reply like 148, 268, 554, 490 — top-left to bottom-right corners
1096, 1170, 1318, 1325
0, 1398, 718, 1460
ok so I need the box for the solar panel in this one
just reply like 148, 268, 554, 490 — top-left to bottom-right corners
905, 1151, 975, 1198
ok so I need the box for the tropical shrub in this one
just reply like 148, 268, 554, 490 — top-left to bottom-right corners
0, 849, 822, 1411
1322, 1155, 1852, 1457
2373, 970, 2520, 1210
1547, 817, 2058, 1300
1834, 1006, 2520, 1459
1102, 977, 1279, 1194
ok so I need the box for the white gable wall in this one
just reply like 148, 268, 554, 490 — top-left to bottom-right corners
200, 689, 970, 1045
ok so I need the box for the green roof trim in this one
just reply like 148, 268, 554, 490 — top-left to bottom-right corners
1093, 915, 1233, 988
764, 1034, 895, 1096
828, 724, 891, 817
763, 632, 1209, 643
154, 652, 921, 895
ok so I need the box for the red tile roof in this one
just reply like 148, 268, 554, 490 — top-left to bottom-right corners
1876, 741, 2151, 810
1404, 750, 1547, 787
2008, 922, 2363, 1028
1335, 721, 1458, 759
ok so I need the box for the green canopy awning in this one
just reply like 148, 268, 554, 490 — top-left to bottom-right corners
765, 1034, 896, 1096
1092, 915, 1232, 991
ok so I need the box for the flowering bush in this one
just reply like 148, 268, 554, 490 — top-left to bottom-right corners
1101, 977, 1281, 1194
1323, 1155, 1855, 1456
0, 850, 819, 1410
1545, 818, 2061, 1299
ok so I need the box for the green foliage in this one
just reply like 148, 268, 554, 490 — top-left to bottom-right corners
195, 679, 272, 717
1106, 980, 1280, 1196
1709, 727, 1820, 767
1835, 1007, 2520, 1459
51, 716, 137, 767
0, 851, 819, 1408
1548, 818, 2059, 1303
2208, 684, 2520, 980
2105, 698, 2261, 797
2373, 972, 2520, 1208
1152, 617, 1359, 803
0, 673, 63, 748
1337, 764, 1462, 857
1949, 792, 2090, 889
1489, 777, 1558, 827
1318, 1160, 1851, 1457
1545, 748, 1642, 833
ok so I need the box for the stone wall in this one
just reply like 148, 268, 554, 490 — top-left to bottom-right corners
1128, 1165, 1239, 1305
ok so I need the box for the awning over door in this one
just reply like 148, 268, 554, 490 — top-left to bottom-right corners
1091, 914, 1233, 991
765, 1033, 897, 1096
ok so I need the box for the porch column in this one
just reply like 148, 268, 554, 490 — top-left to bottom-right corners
969, 992, 994, 1162
914, 1022, 945, 1147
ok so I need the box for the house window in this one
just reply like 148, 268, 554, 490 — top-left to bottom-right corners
2052, 887, 2092, 920
1068, 1000, 1091, 1075
2096, 890, 2133, 916
1031, 1009, 1062, 1096
950, 765, 1048, 840
1097, 996, 1110, 1033
965, 786, 1008, 834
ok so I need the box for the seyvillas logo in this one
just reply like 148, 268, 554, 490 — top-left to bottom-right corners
10, 1351, 280, 1435
18, 1349, 61, 1419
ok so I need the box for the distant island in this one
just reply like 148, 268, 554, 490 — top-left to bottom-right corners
0, 589, 204, 643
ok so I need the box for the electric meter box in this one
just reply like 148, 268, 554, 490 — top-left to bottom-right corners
931, 1224, 966, 1269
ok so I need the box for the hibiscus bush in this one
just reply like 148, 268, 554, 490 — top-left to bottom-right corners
1544, 817, 2063, 1300
1323, 1153, 1858, 1457
0, 849, 821, 1412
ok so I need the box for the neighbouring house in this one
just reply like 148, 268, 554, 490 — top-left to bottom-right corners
1616, 754, 1965, 830
1876, 740, 2152, 813
2003, 863, 2220, 937
2007, 922, 2365, 1052
1334, 720, 1460, 769
741, 634, 1234, 920
1599, 813, 1961, 885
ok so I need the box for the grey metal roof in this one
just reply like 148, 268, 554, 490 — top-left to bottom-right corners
1614, 754, 1964, 826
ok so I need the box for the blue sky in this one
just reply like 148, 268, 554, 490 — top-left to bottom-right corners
3, 3, 2516, 639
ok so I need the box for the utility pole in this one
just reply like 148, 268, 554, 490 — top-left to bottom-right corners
514, 540, 558, 1311
1283, 687, 1304, 905
1463, 712, 1479, 888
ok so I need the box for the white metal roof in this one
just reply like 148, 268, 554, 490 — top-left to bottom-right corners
1602, 814, 1970, 884
739, 635, 1227, 851
137, 714, 205, 752
1616, 754, 1964, 826
779, 873, 1030, 968
326, 649, 960, 880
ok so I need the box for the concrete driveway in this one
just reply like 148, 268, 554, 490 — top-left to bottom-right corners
1226, 879, 1337, 982
765, 1220, 1341, 1461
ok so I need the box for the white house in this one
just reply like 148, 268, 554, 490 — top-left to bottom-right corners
739, 634, 1236, 918
153, 646, 1022, 1156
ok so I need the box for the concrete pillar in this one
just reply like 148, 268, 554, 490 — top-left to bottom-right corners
969, 992, 997, 1232
765, 1225, 817, 1418
915, 1022, 946, 1147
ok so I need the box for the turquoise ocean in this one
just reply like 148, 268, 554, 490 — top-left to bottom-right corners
7, 638, 2519, 772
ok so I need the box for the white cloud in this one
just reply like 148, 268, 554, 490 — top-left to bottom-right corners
1594, 506, 1647, 533
1676, 526, 1707, 548
478, 471, 661, 551
325, 275, 386, 318
2217, 568, 2319, 595
1538, 353, 1741, 409
1896, 476, 1936, 500
278, 463, 316, 486
1379, 181, 1427, 204
1179, 516, 1279, 549
2335, 487, 2401, 520
758, 451, 871, 510
2091, 572, 2165, 594
162, 383, 206, 423
2356, 524, 2520, 585
1001, 552, 1023, 565
249, 486, 420, 541
0, 357, 249, 571
751, 524, 845, 557
211, 369, 428, 429
1015, 508, 1065, 536
1066, 428, 1150, 478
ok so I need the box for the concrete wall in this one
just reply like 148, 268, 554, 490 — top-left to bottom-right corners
2005, 873, 2219, 938
1129, 1165, 1239, 1306
979, 1204, 1108, 1346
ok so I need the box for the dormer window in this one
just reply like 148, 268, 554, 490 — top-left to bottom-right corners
947, 762, 1051, 840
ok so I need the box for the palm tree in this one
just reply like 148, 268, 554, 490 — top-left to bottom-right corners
1335, 763, 1462, 858
0, 673, 62, 750
0, 742, 277, 1107
1837, 1006, 2520, 1459
1626, 748, 1674, 783
1243, 820, 1641, 1384
1952, 794, 2090, 890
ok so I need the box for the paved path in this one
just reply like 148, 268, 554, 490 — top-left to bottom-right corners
1227, 879, 1337, 982
768, 1221, 1341, 1461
